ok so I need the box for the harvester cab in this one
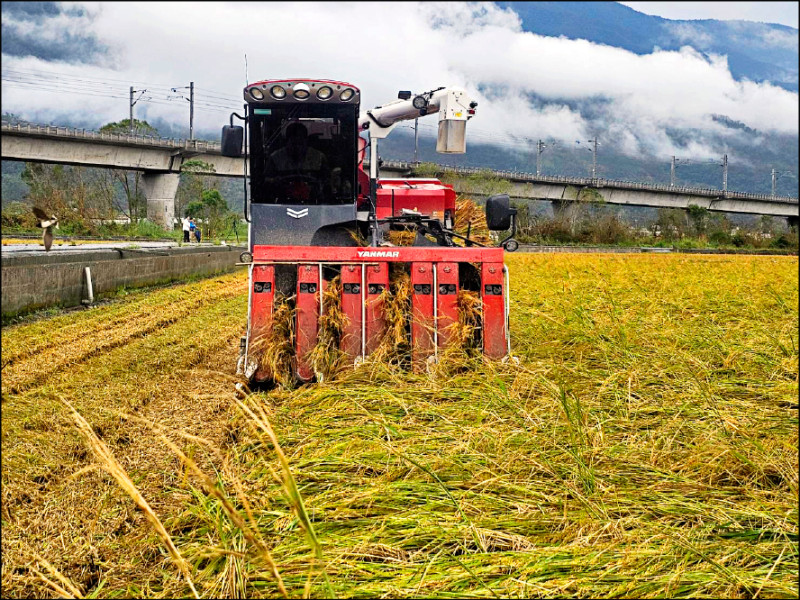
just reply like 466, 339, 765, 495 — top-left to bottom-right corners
222, 79, 517, 385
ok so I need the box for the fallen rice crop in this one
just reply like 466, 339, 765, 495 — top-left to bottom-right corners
1, 254, 797, 599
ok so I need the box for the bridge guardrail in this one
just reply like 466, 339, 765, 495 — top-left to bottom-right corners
1, 122, 223, 154
3, 121, 797, 204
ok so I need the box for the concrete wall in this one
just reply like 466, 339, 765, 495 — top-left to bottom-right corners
1, 245, 246, 317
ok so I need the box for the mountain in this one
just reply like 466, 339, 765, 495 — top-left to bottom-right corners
498, 2, 798, 92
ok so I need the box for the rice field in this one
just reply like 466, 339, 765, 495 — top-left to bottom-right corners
1, 254, 797, 598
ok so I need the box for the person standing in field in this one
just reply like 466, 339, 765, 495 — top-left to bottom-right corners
182, 216, 191, 243
189, 218, 196, 243
194, 222, 202, 244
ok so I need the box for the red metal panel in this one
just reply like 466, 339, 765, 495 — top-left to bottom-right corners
436, 262, 459, 348
340, 264, 363, 359
295, 264, 320, 382
375, 186, 451, 220
250, 265, 275, 382
481, 262, 507, 359
253, 245, 504, 264
365, 263, 389, 354
411, 262, 435, 369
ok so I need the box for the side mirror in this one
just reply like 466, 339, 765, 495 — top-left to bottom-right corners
221, 125, 243, 157
485, 194, 517, 231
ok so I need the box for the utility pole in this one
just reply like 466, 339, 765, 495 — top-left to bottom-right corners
129, 86, 147, 135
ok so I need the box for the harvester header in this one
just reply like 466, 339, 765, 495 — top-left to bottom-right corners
221, 76, 518, 386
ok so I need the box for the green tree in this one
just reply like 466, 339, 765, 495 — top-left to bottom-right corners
177, 160, 218, 219
654, 208, 686, 242
100, 118, 159, 138
21, 163, 114, 233
98, 119, 161, 222
185, 189, 229, 238
686, 204, 710, 236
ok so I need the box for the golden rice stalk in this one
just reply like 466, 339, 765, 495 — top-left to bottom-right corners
432, 289, 484, 376
385, 229, 416, 246
249, 295, 296, 389
30, 552, 84, 599
306, 276, 349, 381
454, 197, 493, 246
59, 397, 200, 599
368, 267, 412, 366
348, 227, 369, 246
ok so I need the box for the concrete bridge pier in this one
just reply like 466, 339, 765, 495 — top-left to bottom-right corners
142, 173, 180, 229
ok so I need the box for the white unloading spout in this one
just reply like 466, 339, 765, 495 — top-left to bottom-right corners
358, 87, 477, 153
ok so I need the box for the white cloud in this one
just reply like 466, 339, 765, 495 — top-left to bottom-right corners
1, 1, 796, 161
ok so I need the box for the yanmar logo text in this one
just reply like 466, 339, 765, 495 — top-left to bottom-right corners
357, 250, 400, 258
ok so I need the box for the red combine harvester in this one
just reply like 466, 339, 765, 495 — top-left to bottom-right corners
221, 79, 519, 384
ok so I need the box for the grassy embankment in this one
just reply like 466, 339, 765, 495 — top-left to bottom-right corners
1, 254, 797, 598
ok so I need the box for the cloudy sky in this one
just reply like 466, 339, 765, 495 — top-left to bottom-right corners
1, 1, 797, 161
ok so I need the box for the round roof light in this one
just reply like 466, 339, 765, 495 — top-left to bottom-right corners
340, 88, 354, 102
270, 85, 286, 99
293, 83, 310, 100
317, 86, 333, 100
249, 87, 265, 100
412, 95, 427, 109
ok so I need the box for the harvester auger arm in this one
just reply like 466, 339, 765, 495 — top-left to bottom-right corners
358, 87, 477, 246
222, 78, 513, 386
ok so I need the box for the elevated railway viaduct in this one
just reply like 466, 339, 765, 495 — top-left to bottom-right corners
2, 123, 797, 229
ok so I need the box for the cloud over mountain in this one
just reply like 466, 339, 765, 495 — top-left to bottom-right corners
1, 1, 796, 164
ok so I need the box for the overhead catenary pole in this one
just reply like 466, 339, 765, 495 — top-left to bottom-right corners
189, 81, 194, 140
537, 139, 546, 176
722, 154, 728, 194
129, 86, 147, 135
772, 168, 777, 197
592, 137, 598, 179
171, 82, 195, 140
129, 86, 133, 134
671, 156, 676, 187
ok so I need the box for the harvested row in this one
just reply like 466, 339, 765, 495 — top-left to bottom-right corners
2, 273, 249, 598
1, 272, 247, 393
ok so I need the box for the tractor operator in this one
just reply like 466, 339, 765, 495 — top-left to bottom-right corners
266, 122, 332, 203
